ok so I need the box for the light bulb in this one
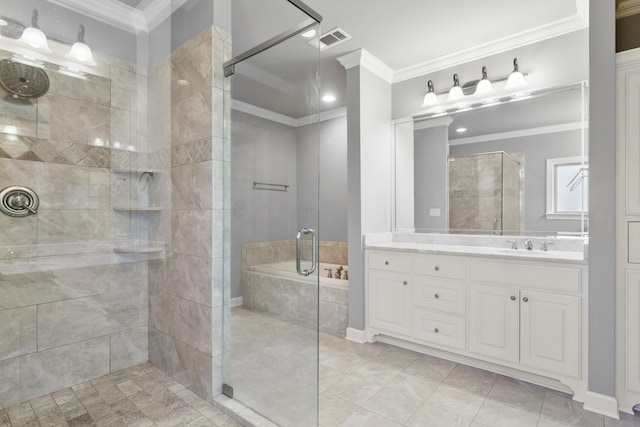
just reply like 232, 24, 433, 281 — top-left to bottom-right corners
65, 26, 96, 66
18, 9, 52, 54
447, 74, 464, 102
421, 80, 439, 107
474, 66, 494, 96
505, 58, 527, 90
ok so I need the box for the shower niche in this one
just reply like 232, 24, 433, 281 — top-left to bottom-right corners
448, 151, 524, 235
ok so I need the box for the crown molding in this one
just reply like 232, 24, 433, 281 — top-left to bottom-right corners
414, 117, 454, 131
337, 49, 394, 83
448, 121, 585, 146
617, 0, 640, 19
616, 46, 640, 67
47, 0, 147, 33
231, 99, 347, 128
47, 0, 192, 33
143, 0, 191, 32
392, 14, 588, 83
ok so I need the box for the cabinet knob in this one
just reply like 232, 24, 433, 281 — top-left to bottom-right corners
385, 261, 389, 265
403, 280, 408, 286
523, 297, 529, 302
434, 293, 440, 299
434, 328, 440, 333
511, 296, 516, 301
434, 266, 440, 271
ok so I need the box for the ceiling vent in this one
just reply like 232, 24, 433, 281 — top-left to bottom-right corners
308, 27, 351, 51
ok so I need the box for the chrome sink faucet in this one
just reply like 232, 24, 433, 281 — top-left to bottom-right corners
524, 239, 534, 250
505, 239, 518, 250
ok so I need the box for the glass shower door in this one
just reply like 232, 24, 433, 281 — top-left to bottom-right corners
223, 2, 321, 425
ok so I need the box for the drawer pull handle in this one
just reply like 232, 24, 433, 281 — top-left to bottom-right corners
511, 296, 516, 301
523, 297, 529, 302
434, 266, 440, 271
403, 280, 408, 286
434, 328, 440, 333
434, 293, 440, 299
385, 261, 389, 266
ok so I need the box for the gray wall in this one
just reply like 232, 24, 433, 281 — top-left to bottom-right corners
230, 110, 299, 299
450, 130, 583, 234
230, 112, 348, 299
414, 125, 449, 230
588, 0, 616, 397
392, 30, 589, 120
297, 116, 349, 242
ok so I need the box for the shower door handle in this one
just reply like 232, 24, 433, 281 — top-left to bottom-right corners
296, 228, 317, 277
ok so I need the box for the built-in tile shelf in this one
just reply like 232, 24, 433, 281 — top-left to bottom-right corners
112, 206, 164, 211
113, 245, 165, 254
112, 169, 164, 174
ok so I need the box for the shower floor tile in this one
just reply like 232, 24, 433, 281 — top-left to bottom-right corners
0, 363, 241, 427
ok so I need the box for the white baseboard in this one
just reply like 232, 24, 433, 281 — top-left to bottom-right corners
345, 328, 368, 344
583, 391, 619, 419
230, 297, 243, 308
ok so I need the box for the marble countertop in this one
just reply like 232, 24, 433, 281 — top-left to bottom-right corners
364, 241, 585, 264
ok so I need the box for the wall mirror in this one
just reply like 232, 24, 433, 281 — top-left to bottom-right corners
394, 82, 589, 237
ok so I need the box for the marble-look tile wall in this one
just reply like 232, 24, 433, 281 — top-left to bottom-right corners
0, 50, 151, 408
448, 152, 524, 235
148, 27, 231, 403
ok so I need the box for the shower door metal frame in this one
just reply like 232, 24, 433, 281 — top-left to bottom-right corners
222, 0, 322, 76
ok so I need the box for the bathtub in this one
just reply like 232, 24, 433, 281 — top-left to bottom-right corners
243, 260, 349, 336
250, 260, 348, 288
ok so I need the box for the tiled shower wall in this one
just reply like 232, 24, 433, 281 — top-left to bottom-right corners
0, 51, 150, 408
148, 27, 231, 402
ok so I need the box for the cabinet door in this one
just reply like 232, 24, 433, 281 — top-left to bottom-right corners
623, 68, 640, 214
468, 284, 519, 363
626, 270, 640, 392
520, 290, 580, 378
368, 271, 411, 336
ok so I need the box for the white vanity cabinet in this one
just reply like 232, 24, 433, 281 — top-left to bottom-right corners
367, 252, 412, 336
616, 48, 640, 412
365, 248, 586, 396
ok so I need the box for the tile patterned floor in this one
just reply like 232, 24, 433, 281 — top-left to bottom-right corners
0, 363, 241, 427
3, 307, 640, 427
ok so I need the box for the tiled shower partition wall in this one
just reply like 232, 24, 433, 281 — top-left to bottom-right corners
147, 27, 231, 402
0, 50, 150, 407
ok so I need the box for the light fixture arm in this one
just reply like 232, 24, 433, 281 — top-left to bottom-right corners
77, 25, 86, 43
481, 66, 488, 80
427, 80, 435, 92
512, 58, 519, 72
31, 9, 39, 28
453, 73, 460, 87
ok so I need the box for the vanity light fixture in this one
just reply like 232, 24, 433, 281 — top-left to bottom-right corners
18, 9, 52, 54
421, 80, 439, 107
322, 94, 336, 103
474, 66, 494, 96
505, 58, 527, 90
0, 17, 7, 26
65, 25, 96, 66
447, 74, 465, 102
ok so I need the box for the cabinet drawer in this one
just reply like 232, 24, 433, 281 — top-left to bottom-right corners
413, 254, 466, 280
368, 251, 412, 273
413, 308, 465, 350
468, 260, 581, 293
414, 277, 465, 315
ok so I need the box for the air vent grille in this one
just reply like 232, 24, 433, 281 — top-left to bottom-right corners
308, 27, 351, 51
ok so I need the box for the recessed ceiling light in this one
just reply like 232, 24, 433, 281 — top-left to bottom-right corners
456, 127, 467, 133
322, 94, 336, 103
301, 29, 317, 38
